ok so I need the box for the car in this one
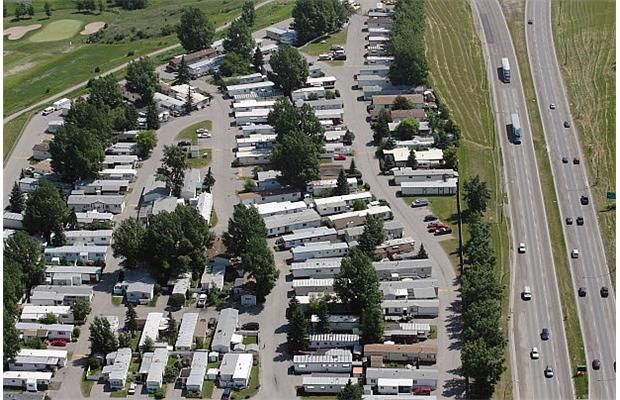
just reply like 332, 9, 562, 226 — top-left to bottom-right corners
562, 157, 569, 164
208, 317, 217, 329
549, 103, 556, 109
518, 243, 526, 253
576, 217, 584, 225
427, 222, 440, 229
544, 366, 554, 378
541, 328, 550, 340
333, 154, 346, 161
528, 19, 533, 24
42, 106, 55, 116
578, 287, 587, 297
522, 286, 532, 300
49, 339, 68, 347
434, 227, 452, 236
566, 217, 573, 225
318, 53, 332, 61
424, 214, 438, 222
177, 140, 191, 147
592, 359, 601, 370
222, 388, 232, 400
580, 195, 589, 205
571, 249, 579, 258
411, 198, 430, 208
530, 347, 540, 359
196, 128, 209, 134
242, 322, 260, 331
563, 121, 571, 128
573, 157, 580, 165
128, 383, 137, 395
197, 294, 207, 308
197, 132, 212, 139
414, 386, 432, 395
600, 287, 609, 298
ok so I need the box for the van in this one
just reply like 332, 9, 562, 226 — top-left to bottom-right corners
42, 106, 55, 116
521, 286, 532, 300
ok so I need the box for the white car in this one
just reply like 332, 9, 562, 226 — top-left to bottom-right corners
197, 133, 212, 139
518, 243, 526, 253
42, 106, 55, 116
549, 103, 556, 109
544, 366, 554, 378
530, 347, 539, 359
571, 249, 579, 259
196, 128, 209, 134
128, 382, 137, 395
197, 293, 207, 308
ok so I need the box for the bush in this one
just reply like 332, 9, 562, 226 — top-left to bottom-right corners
334, 89, 341, 97
363, 182, 370, 190
154, 388, 166, 399
160, 24, 174, 36
127, 50, 135, 57
154, 283, 161, 295
88, 356, 102, 370
73, 326, 81, 338
94, 66, 100, 73
114, 33, 125, 41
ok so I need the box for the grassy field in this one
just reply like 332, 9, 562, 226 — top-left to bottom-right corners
500, 0, 588, 397
302, 27, 348, 56
176, 120, 213, 144
29, 19, 83, 42
242, 335, 258, 345
552, 0, 616, 281
187, 148, 212, 169
3, 111, 32, 159
425, 0, 511, 397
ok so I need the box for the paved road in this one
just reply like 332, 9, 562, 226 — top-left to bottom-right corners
524, 0, 616, 398
469, 1, 573, 399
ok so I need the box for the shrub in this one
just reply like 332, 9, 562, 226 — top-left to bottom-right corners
154, 283, 161, 295
154, 388, 166, 399
73, 326, 81, 338
94, 66, 100, 73
127, 50, 135, 57
88, 356, 102, 370
363, 182, 370, 190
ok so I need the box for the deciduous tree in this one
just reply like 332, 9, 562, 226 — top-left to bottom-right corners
239, 236, 278, 301
4, 231, 46, 291
292, 0, 348, 44
71, 298, 92, 323
357, 215, 385, 258
49, 124, 105, 183
461, 338, 505, 397
334, 249, 382, 313
88, 75, 123, 109
241, 0, 256, 26
443, 145, 458, 170
23, 180, 69, 243
392, 95, 414, 110
177, 6, 214, 52
268, 45, 309, 96
4, 259, 25, 318
224, 19, 254, 60
4, 310, 20, 362
112, 219, 146, 266
219, 52, 253, 77
463, 175, 491, 214
360, 304, 384, 345
337, 381, 363, 400
89, 316, 118, 354
125, 57, 158, 103
146, 100, 160, 129
137, 130, 157, 159
394, 117, 419, 140
270, 131, 320, 189
223, 204, 267, 257
157, 145, 188, 197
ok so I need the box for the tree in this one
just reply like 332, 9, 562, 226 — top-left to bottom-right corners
314, 297, 331, 333
463, 298, 504, 347
461, 264, 502, 307
406, 148, 418, 169
177, 6, 214, 52
4, 232, 45, 290
125, 58, 158, 103
360, 304, 384, 344
357, 215, 386, 258
223, 204, 267, 257
98, 0, 105, 12
267, 99, 323, 144
372, 109, 391, 143
224, 19, 254, 60
165, 312, 178, 344
219, 52, 253, 77
184, 86, 193, 115
388, 0, 428, 86
141, 336, 155, 353
4, 310, 20, 362
137, 130, 158, 159
89, 316, 118, 354
271, 131, 321, 189
463, 175, 491, 214
146, 100, 160, 130
352, 199, 366, 211
239, 236, 278, 301
463, 217, 496, 267
44, 2, 52, 17
115, 0, 147, 10
88, 75, 123, 109
443, 145, 458, 170
243, 177, 257, 192
252, 46, 264, 72
67, 210, 79, 230
337, 381, 363, 400
15, 2, 26, 19
118, 332, 131, 348
394, 118, 419, 140
112, 219, 146, 265
26, 2, 34, 16
334, 249, 382, 313
335, 170, 350, 196
9, 181, 25, 213
175, 56, 191, 85
348, 158, 358, 175
4, 259, 25, 318
392, 95, 414, 110
164, 363, 180, 383
203, 167, 216, 193
415, 243, 428, 259
50, 125, 105, 182
51, 227, 66, 247
343, 129, 355, 145
125, 303, 138, 334
71, 298, 92, 322
268, 45, 309, 96
461, 338, 505, 397
157, 145, 188, 197
39, 313, 59, 324
287, 298, 309, 353
241, 0, 256, 26
293, 0, 348, 44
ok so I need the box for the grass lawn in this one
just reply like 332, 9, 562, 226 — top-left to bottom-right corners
187, 149, 212, 169
202, 381, 215, 398
176, 120, 213, 145
302, 27, 348, 56
80, 368, 94, 397
231, 361, 260, 399
129, 335, 139, 352
147, 295, 159, 307
207, 359, 221, 369
111, 295, 123, 306
110, 385, 129, 398
242, 336, 258, 345
425, 0, 511, 397
429, 325, 437, 340
500, 1, 588, 397
552, 0, 616, 282
129, 358, 140, 373
29, 19, 83, 42
3, 111, 32, 159
210, 210, 218, 228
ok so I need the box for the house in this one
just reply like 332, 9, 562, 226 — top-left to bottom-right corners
293, 349, 353, 374
357, 75, 391, 88
172, 275, 191, 302
175, 313, 199, 351
263, 209, 322, 237
236, 134, 277, 149
239, 188, 302, 205
393, 168, 456, 184
99, 168, 138, 180
373, 237, 416, 258
227, 81, 275, 97
381, 299, 440, 318
219, 353, 253, 389
290, 258, 343, 279
139, 313, 166, 349
380, 280, 439, 300
124, 281, 154, 304
181, 169, 202, 201
15, 322, 74, 342
104, 315, 120, 335
310, 315, 360, 331
278, 226, 339, 250
46, 120, 64, 133
291, 242, 349, 262
365, 367, 438, 390
145, 348, 169, 392
29, 159, 53, 177
240, 124, 275, 136
141, 176, 170, 204
64, 229, 113, 246
139, 196, 182, 224
371, 94, 425, 111
292, 278, 335, 296
9, 349, 68, 372
74, 211, 114, 226
235, 148, 272, 166
373, 259, 433, 280
75, 179, 130, 195
313, 108, 344, 122
306, 177, 358, 196
303, 376, 359, 394
342, 220, 404, 245
234, 108, 271, 125
326, 206, 392, 230
19, 178, 39, 193
3, 371, 53, 392
200, 261, 226, 291
232, 99, 275, 112
308, 334, 360, 350
67, 195, 126, 215
102, 348, 132, 390
364, 343, 438, 365
31, 143, 51, 160
44, 245, 107, 263
253, 201, 307, 218
292, 86, 326, 101
256, 170, 281, 192
323, 143, 352, 157
211, 308, 240, 353
4, 212, 24, 230
265, 27, 297, 44
29, 285, 94, 306
153, 92, 185, 112
107, 142, 138, 155
186, 351, 209, 392
168, 48, 217, 70
313, 192, 373, 216
384, 323, 431, 343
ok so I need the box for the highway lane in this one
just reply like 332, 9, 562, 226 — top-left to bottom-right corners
469, 0, 573, 398
525, 0, 616, 398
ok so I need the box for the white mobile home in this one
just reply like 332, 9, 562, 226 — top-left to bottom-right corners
122, 281, 154, 304
343, 219, 404, 244
374, 236, 416, 258
292, 86, 326, 101
365, 56, 395, 65
146, 348, 168, 392
46, 120, 64, 133
64, 229, 113, 246
75, 179, 130, 195
279, 227, 338, 250
290, 258, 343, 279
291, 242, 349, 262
19, 177, 39, 193
308, 333, 360, 350
307, 177, 358, 196
263, 208, 322, 237
3, 212, 24, 230
75, 211, 114, 226
102, 348, 132, 390
234, 108, 271, 125
323, 129, 347, 142
323, 142, 352, 157
67, 195, 125, 214
139, 312, 166, 349
384, 322, 432, 343
53, 98, 71, 110
297, 98, 344, 111
227, 81, 275, 97
211, 308, 240, 353
153, 92, 185, 112
265, 27, 297, 44
219, 353, 253, 389
313, 192, 373, 216
380, 280, 439, 300
314, 109, 344, 122
310, 314, 360, 331
292, 278, 335, 296
303, 376, 359, 394
256, 170, 281, 192
240, 124, 275, 136
235, 148, 272, 166
30, 285, 94, 306
238, 188, 302, 205
400, 179, 458, 196
225, 72, 265, 85
99, 168, 138, 181
293, 349, 352, 374
20, 305, 74, 324
373, 259, 433, 280
232, 99, 275, 112
15, 322, 74, 342
3, 371, 53, 391
393, 168, 458, 184
253, 200, 307, 218
306, 76, 337, 89
381, 299, 440, 318
44, 245, 107, 263
326, 206, 392, 230
357, 75, 391, 88
188, 55, 224, 78
103, 155, 138, 169
365, 367, 438, 390
175, 313, 199, 351
186, 351, 209, 392
9, 349, 68, 372
107, 142, 138, 155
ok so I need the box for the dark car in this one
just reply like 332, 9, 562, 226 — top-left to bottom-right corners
600, 287, 609, 298
222, 388, 232, 400
580, 195, 589, 205
208, 317, 217, 329
576, 217, 584, 225
424, 214, 438, 222
566, 217, 573, 225
562, 157, 569, 164
564, 121, 571, 128
592, 359, 601, 370
541, 328, 550, 340
573, 158, 580, 165
434, 227, 452, 236
578, 287, 587, 297
242, 322, 260, 331
528, 19, 533, 24
177, 140, 191, 147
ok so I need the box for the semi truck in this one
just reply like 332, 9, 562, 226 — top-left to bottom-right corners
502, 57, 511, 83
511, 113, 522, 144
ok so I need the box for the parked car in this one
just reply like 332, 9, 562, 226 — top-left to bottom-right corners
578, 287, 587, 297
600, 287, 609, 298
222, 388, 232, 400
42, 106, 55, 116
541, 328, 550, 340
333, 154, 346, 161
197, 294, 207, 308
128, 383, 137, 395
414, 386, 432, 395
208, 317, 217, 329
49, 339, 68, 347
242, 322, 260, 331
530, 347, 540, 359
177, 140, 191, 147
528, 19, 533, 24
544, 366, 554, 378
424, 214, 438, 222
318, 53, 332, 61
411, 198, 429, 208
573, 158, 580, 164
434, 227, 452, 236
580, 195, 589, 205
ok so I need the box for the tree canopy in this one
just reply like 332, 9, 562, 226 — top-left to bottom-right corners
157, 145, 188, 197
23, 180, 69, 242
335, 170, 350, 196
334, 249, 382, 313
4, 231, 46, 289
49, 124, 105, 183
9, 182, 25, 213
388, 0, 428, 85
177, 6, 215, 52
125, 57, 158, 103
286, 298, 309, 353
394, 118, 419, 140
89, 316, 118, 354
223, 204, 267, 257
239, 236, 279, 301
337, 381, 363, 400
71, 298, 92, 322
463, 175, 491, 214
268, 45, 309, 96
270, 130, 321, 189
112, 219, 146, 266
292, 0, 348, 44
137, 130, 158, 159
357, 215, 386, 258
224, 19, 254, 61
268, 98, 324, 143
4, 259, 25, 318
241, 0, 256, 26
88, 75, 123, 109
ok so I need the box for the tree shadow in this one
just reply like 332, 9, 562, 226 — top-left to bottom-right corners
442, 368, 467, 399
272, 341, 290, 362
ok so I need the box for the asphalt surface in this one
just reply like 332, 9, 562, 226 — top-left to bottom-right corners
524, 0, 616, 398
469, 0, 573, 399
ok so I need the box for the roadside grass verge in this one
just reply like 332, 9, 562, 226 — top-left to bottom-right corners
187, 149, 212, 169
302, 27, 349, 56
500, 1, 587, 397
176, 120, 213, 145
552, 0, 615, 282
3, 111, 32, 160
231, 360, 260, 399
425, 0, 511, 396
111, 295, 123, 306
80, 368, 94, 397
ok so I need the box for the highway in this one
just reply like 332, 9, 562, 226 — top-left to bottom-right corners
525, 0, 616, 398
469, 0, 573, 399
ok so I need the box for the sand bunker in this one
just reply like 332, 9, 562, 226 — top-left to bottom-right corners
4, 24, 42, 40
80, 21, 106, 35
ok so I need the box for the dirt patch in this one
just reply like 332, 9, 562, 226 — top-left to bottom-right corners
80, 21, 105, 35
3, 24, 42, 40
5, 62, 36, 76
